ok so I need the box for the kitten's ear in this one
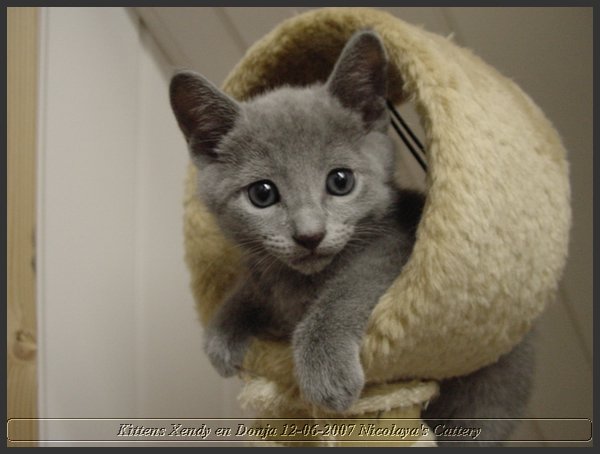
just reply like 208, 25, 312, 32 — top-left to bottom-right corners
327, 31, 388, 128
170, 70, 239, 158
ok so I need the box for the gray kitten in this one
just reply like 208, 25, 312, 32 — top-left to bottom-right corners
170, 31, 533, 444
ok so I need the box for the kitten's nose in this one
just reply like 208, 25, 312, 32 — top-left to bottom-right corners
293, 232, 325, 250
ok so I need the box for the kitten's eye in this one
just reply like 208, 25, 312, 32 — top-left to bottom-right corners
247, 180, 279, 208
326, 169, 355, 196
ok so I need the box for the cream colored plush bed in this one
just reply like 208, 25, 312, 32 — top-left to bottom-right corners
182, 7, 571, 445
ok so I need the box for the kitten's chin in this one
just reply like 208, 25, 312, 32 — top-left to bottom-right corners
287, 254, 335, 275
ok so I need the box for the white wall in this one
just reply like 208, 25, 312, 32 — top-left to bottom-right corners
37, 7, 243, 444
37, 7, 139, 423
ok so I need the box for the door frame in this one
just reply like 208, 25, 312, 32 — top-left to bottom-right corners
7, 6, 40, 447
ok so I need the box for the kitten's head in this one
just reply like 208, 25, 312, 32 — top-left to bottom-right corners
170, 31, 396, 275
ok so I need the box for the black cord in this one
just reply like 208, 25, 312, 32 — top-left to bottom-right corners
387, 100, 426, 154
386, 100, 427, 172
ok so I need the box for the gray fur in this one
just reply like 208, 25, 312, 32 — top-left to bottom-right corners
423, 330, 535, 446
170, 30, 533, 442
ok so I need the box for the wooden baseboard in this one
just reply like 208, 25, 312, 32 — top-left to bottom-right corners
7, 6, 40, 448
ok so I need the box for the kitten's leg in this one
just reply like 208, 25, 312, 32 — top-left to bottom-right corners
292, 253, 403, 412
423, 330, 536, 447
204, 283, 266, 377
292, 290, 367, 413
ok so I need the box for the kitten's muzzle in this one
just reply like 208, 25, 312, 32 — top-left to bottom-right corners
292, 231, 325, 250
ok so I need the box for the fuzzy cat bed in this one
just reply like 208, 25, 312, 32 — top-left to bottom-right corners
182, 7, 570, 443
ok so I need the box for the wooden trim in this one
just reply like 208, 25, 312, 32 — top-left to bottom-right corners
7, 6, 39, 447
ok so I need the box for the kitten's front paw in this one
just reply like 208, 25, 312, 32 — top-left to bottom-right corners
204, 332, 247, 377
294, 340, 365, 413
